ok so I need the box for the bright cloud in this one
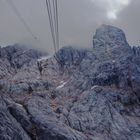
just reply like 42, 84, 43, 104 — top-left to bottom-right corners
92, 0, 131, 20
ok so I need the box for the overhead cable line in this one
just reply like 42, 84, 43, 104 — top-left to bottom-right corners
53, 0, 59, 51
6, 0, 38, 40
46, 0, 57, 53
45, 0, 60, 55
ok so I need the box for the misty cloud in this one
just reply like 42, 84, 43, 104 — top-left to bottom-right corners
0, 0, 139, 53
92, 0, 131, 19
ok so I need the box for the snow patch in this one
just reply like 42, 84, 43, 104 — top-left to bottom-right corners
91, 85, 99, 89
60, 81, 64, 84
15, 103, 23, 107
37, 55, 52, 62
112, 60, 116, 63
56, 82, 67, 89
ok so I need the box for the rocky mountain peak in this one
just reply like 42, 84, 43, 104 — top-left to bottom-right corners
93, 24, 129, 49
0, 26, 140, 140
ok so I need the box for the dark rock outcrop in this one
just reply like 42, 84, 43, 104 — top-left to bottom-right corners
0, 96, 31, 140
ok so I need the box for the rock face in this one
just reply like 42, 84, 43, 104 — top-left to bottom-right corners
0, 25, 140, 140
93, 25, 129, 48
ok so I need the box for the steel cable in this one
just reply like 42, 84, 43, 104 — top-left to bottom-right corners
6, 0, 37, 40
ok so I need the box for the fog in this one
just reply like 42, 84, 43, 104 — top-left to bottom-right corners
0, 0, 139, 53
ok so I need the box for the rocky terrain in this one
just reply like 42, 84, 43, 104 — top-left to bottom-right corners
0, 25, 140, 140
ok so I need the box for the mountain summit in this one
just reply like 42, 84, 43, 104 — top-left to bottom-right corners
93, 24, 129, 48
0, 25, 140, 140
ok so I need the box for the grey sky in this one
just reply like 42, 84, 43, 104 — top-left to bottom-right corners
0, 0, 140, 52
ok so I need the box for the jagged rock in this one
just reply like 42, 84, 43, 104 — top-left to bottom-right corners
7, 103, 32, 131
25, 96, 87, 140
0, 44, 46, 70
93, 25, 132, 62
0, 25, 140, 140
0, 96, 31, 140
93, 24, 129, 48
67, 89, 140, 140
56, 46, 87, 66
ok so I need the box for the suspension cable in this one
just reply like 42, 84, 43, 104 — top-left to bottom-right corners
46, 0, 57, 53
52, 0, 59, 51
6, 0, 37, 40
45, 0, 60, 57
56, 0, 60, 51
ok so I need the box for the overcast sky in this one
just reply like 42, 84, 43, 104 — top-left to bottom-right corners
0, 0, 140, 52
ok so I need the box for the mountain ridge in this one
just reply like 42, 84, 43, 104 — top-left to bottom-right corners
0, 25, 140, 140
